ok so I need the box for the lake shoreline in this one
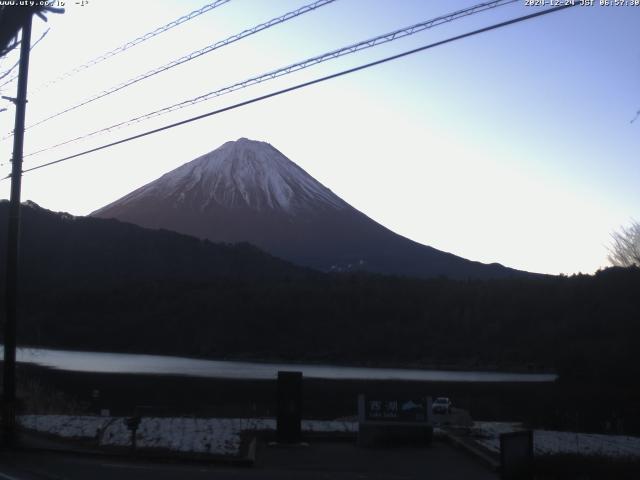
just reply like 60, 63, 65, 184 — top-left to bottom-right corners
13, 362, 555, 423
7, 344, 558, 378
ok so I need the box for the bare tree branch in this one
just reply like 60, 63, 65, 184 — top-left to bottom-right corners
608, 220, 640, 267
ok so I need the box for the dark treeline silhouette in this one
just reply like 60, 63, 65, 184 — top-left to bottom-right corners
1, 201, 639, 432
0, 201, 311, 290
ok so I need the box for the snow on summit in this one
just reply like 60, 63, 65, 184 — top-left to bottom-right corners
115, 138, 346, 214
93, 137, 524, 279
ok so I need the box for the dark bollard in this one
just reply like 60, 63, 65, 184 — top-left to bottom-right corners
500, 430, 533, 480
125, 416, 141, 452
276, 371, 302, 443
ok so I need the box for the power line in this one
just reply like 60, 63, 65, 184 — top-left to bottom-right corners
0, 28, 49, 88
0, 68, 17, 87
0, 38, 20, 60
2, 0, 231, 92
2, 3, 575, 180
16, 0, 336, 135
0, 54, 19, 84
24, 0, 518, 158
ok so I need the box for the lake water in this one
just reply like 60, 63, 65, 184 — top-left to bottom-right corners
7, 347, 557, 382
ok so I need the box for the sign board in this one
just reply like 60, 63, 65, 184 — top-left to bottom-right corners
500, 430, 533, 480
357, 394, 433, 447
358, 395, 432, 424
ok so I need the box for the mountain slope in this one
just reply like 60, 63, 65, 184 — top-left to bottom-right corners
0, 200, 309, 292
93, 138, 526, 279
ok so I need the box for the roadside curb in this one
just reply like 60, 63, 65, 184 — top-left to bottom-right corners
439, 429, 501, 472
9, 444, 257, 467
11, 431, 258, 468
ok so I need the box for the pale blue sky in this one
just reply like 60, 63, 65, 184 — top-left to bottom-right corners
0, 0, 638, 275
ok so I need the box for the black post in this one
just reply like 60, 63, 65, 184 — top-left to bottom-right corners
2, 14, 32, 447
125, 416, 141, 453
276, 371, 302, 443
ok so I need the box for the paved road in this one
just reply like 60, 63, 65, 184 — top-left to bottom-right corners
0, 441, 498, 479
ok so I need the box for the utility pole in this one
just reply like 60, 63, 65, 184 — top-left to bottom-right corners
2, 13, 32, 447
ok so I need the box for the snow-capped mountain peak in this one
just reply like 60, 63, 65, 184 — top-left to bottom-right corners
93, 138, 524, 280
112, 138, 346, 214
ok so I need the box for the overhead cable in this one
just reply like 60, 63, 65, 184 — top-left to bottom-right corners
16, 0, 336, 135
2, 3, 576, 180
0, 28, 50, 88
3, 0, 231, 92
24, 0, 517, 158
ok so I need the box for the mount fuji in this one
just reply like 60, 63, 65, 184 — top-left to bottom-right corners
92, 138, 524, 279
